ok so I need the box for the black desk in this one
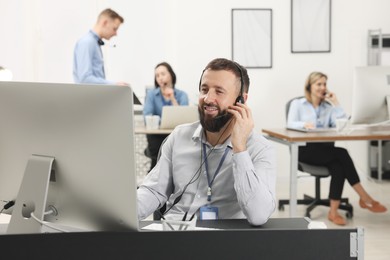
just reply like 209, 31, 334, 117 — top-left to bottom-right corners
0, 218, 363, 260
141, 217, 310, 229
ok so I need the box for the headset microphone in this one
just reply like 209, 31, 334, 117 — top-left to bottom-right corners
214, 112, 230, 120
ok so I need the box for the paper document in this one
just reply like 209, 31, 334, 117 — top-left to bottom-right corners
141, 223, 219, 231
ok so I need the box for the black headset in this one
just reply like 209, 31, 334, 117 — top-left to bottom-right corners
97, 39, 104, 46
198, 62, 245, 104
305, 82, 311, 92
233, 62, 245, 104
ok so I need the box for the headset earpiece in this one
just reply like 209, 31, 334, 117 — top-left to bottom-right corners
198, 69, 206, 91
235, 95, 244, 104
233, 62, 245, 104
306, 83, 311, 92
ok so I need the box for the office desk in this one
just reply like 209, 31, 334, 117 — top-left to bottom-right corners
0, 218, 363, 260
135, 126, 173, 135
262, 127, 390, 217
134, 126, 173, 179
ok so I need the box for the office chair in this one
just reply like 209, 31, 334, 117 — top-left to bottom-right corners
278, 97, 353, 219
152, 136, 168, 220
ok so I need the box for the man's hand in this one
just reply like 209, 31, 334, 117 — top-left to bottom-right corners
116, 81, 129, 86
227, 103, 254, 153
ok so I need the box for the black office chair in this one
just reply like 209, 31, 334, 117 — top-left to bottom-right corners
152, 136, 169, 220
144, 134, 169, 172
278, 97, 353, 219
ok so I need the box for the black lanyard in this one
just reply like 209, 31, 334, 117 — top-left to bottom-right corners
202, 143, 231, 202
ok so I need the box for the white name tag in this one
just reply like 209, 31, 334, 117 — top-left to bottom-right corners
200, 206, 218, 220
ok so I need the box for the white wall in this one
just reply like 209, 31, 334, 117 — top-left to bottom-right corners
1, 0, 390, 177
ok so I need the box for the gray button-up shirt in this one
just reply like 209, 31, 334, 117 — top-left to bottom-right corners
137, 121, 276, 226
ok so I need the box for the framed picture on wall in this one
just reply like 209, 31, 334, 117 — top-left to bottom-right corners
232, 9, 272, 68
291, 0, 331, 53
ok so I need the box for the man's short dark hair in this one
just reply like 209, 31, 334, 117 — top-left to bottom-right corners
99, 8, 124, 23
203, 58, 250, 93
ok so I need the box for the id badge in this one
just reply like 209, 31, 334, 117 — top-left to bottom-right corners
200, 205, 219, 220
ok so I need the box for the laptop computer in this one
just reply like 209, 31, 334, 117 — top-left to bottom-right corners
286, 127, 336, 133
160, 106, 199, 129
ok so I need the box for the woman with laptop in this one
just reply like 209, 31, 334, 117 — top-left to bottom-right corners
143, 62, 189, 171
287, 72, 387, 225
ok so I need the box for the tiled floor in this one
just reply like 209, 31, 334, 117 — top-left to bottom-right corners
273, 173, 390, 259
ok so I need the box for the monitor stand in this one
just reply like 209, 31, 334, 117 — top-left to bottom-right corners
7, 155, 54, 234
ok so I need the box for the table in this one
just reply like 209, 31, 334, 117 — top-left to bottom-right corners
0, 218, 364, 259
135, 126, 173, 135
134, 126, 174, 180
262, 126, 390, 217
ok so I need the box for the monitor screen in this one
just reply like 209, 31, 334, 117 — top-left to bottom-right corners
351, 66, 390, 125
0, 81, 138, 233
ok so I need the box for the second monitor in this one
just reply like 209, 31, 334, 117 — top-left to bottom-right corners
351, 66, 390, 125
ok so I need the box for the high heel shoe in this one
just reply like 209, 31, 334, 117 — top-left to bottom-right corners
328, 212, 346, 226
359, 199, 387, 213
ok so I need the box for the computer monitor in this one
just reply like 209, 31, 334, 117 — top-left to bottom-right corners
0, 81, 138, 233
351, 66, 390, 125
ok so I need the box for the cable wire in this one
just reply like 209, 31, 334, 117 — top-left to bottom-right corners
30, 209, 69, 233
162, 118, 234, 215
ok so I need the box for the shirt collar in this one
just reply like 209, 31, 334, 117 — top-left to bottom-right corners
154, 87, 176, 96
89, 30, 102, 44
303, 97, 327, 108
192, 124, 202, 141
192, 123, 233, 148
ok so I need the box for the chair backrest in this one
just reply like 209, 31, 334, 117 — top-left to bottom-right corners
286, 96, 333, 122
153, 136, 169, 220
286, 96, 304, 121
285, 96, 330, 177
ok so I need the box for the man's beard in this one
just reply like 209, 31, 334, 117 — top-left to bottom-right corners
198, 105, 233, 133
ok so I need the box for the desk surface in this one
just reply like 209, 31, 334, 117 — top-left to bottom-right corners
140, 217, 310, 230
135, 126, 173, 134
262, 125, 390, 142
0, 217, 309, 234
0, 218, 362, 260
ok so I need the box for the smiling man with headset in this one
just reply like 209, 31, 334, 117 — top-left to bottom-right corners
137, 58, 276, 225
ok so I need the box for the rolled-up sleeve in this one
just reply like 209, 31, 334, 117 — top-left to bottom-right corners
232, 139, 276, 226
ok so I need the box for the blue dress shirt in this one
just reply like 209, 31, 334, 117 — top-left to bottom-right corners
143, 87, 189, 118
287, 97, 347, 128
73, 30, 114, 84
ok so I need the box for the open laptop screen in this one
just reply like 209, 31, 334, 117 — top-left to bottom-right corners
160, 106, 199, 129
286, 127, 336, 133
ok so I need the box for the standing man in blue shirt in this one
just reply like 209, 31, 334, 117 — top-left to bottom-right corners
73, 8, 128, 86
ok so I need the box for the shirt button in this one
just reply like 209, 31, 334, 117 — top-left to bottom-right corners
197, 195, 201, 198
